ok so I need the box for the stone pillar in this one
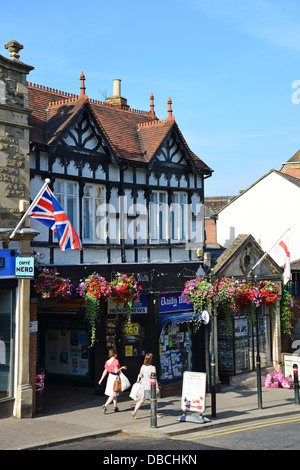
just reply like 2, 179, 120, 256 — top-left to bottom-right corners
14, 239, 32, 418
272, 299, 282, 371
0, 41, 35, 418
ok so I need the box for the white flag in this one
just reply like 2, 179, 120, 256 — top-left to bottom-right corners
269, 231, 291, 284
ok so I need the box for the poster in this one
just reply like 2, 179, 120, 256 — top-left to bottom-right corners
283, 354, 300, 378
181, 371, 207, 414
45, 330, 89, 376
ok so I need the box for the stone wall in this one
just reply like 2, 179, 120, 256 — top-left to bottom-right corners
0, 41, 34, 228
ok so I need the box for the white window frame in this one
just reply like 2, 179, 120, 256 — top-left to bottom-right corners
53, 179, 80, 234
82, 183, 106, 243
171, 192, 188, 242
149, 191, 168, 243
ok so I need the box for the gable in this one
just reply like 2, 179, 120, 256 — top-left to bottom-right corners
48, 105, 117, 160
214, 234, 283, 279
149, 127, 197, 173
59, 109, 106, 154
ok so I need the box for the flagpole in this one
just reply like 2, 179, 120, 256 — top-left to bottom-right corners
248, 228, 290, 276
8, 178, 51, 243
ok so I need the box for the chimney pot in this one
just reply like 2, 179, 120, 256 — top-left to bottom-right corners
113, 79, 121, 97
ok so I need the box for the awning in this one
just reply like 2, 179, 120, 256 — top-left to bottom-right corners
160, 311, 195, 331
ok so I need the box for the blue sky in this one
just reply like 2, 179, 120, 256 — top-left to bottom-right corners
2, 0, 300, 196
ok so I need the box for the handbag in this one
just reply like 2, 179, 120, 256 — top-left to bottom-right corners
129, 376, 141, 401
113, 375, 122, 393
120, 371, 131, 391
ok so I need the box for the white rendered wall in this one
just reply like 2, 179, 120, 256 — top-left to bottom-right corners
217, 171, 300, 263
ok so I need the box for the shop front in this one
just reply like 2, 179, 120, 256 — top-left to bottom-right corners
105, 295, 151, 386
217, 308, 272, 381
37, 299, 93, 387
0, 280, 17, 417
212, 234, 284, 385
158, 292, 206, 396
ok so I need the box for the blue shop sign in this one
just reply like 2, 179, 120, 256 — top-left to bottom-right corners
15, 256, 34, 279
159, 293, 191, 313
0, 249, 17, 277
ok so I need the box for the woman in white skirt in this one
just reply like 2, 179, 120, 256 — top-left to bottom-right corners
98, 348, 127, 413
131, 353, 159, 419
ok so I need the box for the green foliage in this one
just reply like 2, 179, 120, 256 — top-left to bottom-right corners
280, 281, 294, 337
85, 293, 100, 347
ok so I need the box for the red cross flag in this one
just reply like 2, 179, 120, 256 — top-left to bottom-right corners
249, 229, 291, 284
269, 230, 291, 284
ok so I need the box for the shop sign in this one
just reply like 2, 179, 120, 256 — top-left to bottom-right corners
181, 371, 207, 414
107, 295, 148, 314
123, 323, 140, 336
37, 299, 86, 314
283, 353, 300, 378
0, 249, 16, 277
159, 293, 191, 313
15, 256, 34, 278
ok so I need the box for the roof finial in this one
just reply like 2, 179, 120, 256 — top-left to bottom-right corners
167, 97, 174, 121
80, 71, 87, 98
5, 40, 23, 61
150, 93, 155, 116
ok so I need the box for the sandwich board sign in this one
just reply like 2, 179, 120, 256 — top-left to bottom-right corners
177, 371, 211, 423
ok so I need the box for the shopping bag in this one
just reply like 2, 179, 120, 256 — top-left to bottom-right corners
120, 371, 131, 391
129, 377, 141, 400
113, 375, 122, 393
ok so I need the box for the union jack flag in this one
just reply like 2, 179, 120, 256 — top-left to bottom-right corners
28, 185, 83, 251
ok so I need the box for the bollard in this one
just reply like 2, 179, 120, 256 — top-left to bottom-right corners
293, 364, 300, 405
150, 372, 157, 428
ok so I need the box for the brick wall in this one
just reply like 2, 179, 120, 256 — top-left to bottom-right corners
205, 218, 217, 244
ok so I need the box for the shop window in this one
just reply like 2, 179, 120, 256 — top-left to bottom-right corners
44, 329, 90, 380
0, 290, 13, 399
159, 322, 192, 381
218, 307, 272, 376
121, 322, 145, 357
106, 319, 145, 358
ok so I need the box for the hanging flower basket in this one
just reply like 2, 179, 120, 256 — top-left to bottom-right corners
182, 276, 281, 329
34, 267, 73, 299
213, 277, 240, 314
109, 273, 142, 323
182, 277, 214, 321
77, 273, 111, 346
258, 280, 279, 311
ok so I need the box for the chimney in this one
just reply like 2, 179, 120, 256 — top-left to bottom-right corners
105, 79, 128, 108
113, 79, 121, 97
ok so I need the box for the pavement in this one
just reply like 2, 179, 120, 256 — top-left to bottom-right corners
1, 383, 300, 450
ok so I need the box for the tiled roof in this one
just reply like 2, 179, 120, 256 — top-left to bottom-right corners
27, 81, 211, 173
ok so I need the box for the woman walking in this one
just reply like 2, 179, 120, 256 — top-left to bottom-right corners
98, 348, 127, 413
131, 353, 159, 419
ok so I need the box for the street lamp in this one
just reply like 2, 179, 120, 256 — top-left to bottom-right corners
254, 275, 263, 410
210, 268, 217, 418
